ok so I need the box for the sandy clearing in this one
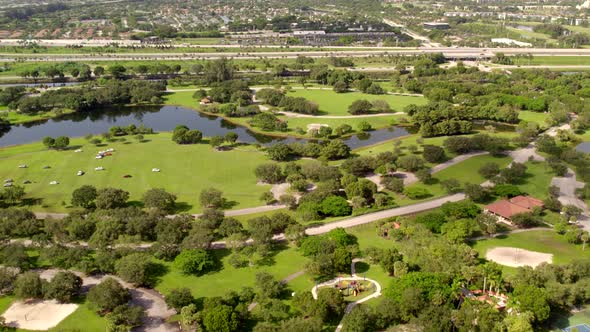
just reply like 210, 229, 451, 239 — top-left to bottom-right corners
486, 247, 553, 268
2, 300, 78, 330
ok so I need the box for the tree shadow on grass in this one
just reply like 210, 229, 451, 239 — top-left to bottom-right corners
222, 200, 239, 210
147, 262, 170, 288
65, 145, 83, 151
20, 197, 43, 207
127, 200, 143, 208
175, 202, 193, 213
354, 261, 370, 274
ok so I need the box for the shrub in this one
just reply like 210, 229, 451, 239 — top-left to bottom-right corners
320, 196, 352, 217
403, 187, 430, 199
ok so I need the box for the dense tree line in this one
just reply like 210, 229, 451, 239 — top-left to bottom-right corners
14, 80, 166, 115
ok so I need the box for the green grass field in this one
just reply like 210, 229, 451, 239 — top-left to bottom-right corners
471, 230, 590, 266
48, 300, 107, 332
397, 154, 512, 203
0, 133, 271, 213
155, 244, 309, 299
518, 111, 549, 128
285, 89, 427, 115
516, 161, 555, 200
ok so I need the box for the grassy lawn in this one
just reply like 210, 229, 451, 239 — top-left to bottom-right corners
48, 300, 107, 332
519, 111, 549, 128
285, 89, 427, 115
516, 161, 555, 200
354, 130, 519, 159
0, 296, 14, 314
155, 244, 309, 299
399, 154, 512, 203
471, 230, 590, 266
0, 133, 271, 213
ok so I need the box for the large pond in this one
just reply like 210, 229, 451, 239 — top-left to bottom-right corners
0, 105, 411, 149
576, 142, 590, 153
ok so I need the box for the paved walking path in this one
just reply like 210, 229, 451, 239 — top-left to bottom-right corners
304, 194, 465, 236
551, 168, 590, 230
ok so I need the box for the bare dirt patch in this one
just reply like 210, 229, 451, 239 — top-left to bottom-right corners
2, 299, 78, 330
486, 247, 553, 268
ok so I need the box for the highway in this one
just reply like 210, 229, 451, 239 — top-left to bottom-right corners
3, 47, 590, 62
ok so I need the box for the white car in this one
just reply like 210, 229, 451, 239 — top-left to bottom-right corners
77, 171, 85, 176
49, 181, 59, 185
95, 166, 105, 171
18, 164, 27, 168
152, 168, 161, 172
3, 183, 11, 187
74, 149, 82, 153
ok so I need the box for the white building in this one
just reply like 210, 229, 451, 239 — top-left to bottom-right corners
491, 38, 532, 47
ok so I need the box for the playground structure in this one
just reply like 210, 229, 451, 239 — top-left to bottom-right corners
312, 277, 376, 299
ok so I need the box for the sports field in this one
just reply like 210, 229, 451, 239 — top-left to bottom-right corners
0, 133, 271, 213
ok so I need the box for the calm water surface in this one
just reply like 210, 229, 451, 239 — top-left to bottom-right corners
0, 105, 411, 149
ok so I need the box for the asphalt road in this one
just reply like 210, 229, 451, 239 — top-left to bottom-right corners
5, 47, 590, 62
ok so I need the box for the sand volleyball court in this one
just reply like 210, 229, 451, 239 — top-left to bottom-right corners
486, 247, 553, 268
2, 299, 78, 330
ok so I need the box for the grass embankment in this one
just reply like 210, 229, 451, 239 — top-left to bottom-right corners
2, 108, 76, 125
512, 56, 590, 66
0, 133, 270, 213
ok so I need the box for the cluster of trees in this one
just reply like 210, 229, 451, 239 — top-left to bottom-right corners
0, 86, 26, 107
300, 228, 357, 279
348, 99, 391, 115
108, 123, 153, 137
256, 89, 319, 115
264, 140, 350, 161
42, 136, 70, 150
249, 113, 288, 132
18, 62, 93, 81
15, 80, 166, 114
172, 125, 203, 144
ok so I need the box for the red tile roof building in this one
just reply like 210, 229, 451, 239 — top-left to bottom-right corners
484, 195, 544, 223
